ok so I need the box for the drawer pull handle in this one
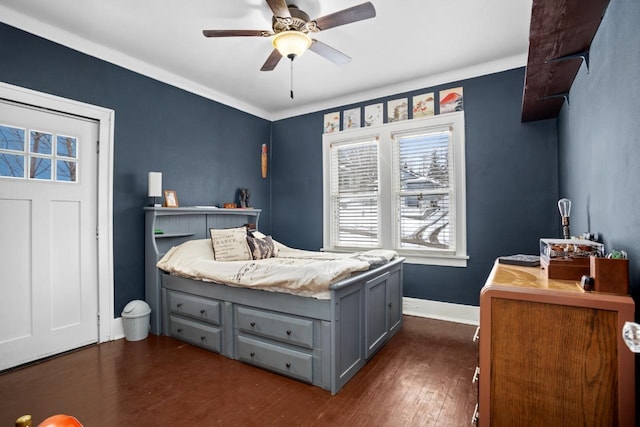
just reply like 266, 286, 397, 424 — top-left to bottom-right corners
200, 309, 206, 314
250, 352, 255, 357
388, 302, 392, 309
472, 366, 480, 384
177, 328, 182, 333
200, 336, 206, 341
285, 362, 291, 368
176, 303, 183, 308
250, 322, 256, 327
286, 330, 292, 335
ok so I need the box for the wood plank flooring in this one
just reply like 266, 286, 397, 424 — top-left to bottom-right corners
0, 315, 478, 426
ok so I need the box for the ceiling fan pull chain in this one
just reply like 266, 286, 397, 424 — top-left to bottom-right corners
290, 56, 294, 99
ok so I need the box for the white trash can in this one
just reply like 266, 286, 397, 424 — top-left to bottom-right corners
121, 300, 151, 341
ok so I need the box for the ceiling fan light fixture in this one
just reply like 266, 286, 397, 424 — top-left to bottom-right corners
272, 31, 312, 59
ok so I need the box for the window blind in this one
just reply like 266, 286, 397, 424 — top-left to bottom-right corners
394, 128, 455, 252
329, 139, 379, 248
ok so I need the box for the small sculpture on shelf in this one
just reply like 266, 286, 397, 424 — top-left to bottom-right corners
239, 188, 250, 208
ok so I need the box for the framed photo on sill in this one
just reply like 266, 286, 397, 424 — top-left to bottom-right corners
164, 190, 179, 208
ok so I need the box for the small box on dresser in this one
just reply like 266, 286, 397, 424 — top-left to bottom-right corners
539, 238, 604, 280
590, 255, 629, 295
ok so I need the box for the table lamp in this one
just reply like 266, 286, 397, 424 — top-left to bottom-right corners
148, 172, 162, 207
558, 198, 571, 239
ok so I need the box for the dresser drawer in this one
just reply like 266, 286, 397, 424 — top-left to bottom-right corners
169, 315, 222, 353
167, 290, 221, 325
237, 335, 313, 383
236, 306, 314, 349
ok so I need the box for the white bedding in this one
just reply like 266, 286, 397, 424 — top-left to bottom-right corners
156, 239, 397, 299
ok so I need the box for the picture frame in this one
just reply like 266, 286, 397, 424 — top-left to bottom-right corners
343, 107, 361, 129
323, 111, 340, 133
387, 98, 408, 122
412, 92, 435, 118
439, 87, 464, 114
164, 190, 179, 208
364, 103, 383, 127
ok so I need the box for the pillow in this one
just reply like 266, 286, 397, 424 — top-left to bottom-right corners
246, 235, 278, 260
209, 227, 252, 261
247, 230, 279, 255
250, 230, 267, 239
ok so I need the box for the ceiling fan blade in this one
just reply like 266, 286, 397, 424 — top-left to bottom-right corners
313, 2, 376, 31
309, 40, 351, 65
260, 49, 283, 71
202, 30, 272, 38
265, 0, 291, 19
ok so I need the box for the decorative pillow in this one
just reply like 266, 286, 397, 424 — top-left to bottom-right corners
246, 235, 277, 260
209, 227, 252, 261
247, 230, 279, 255
249, 230, 267, 239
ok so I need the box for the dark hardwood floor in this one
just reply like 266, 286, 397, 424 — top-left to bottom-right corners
0, 315, 478, 426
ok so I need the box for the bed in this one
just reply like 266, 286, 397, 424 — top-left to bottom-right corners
144, 207, 404, 394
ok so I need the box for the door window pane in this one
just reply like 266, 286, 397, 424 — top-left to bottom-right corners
56, 160, 77, 182
29, 156, 51, 180
56, 135, 77, 158
30, 131, 52, 155
0, 153, 25, 177
0, 124, 25, 151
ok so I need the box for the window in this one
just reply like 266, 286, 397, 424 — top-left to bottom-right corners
323, 112, 467, 266
0, 124, 78, 182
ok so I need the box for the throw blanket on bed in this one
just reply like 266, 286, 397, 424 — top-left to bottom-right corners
156, 239, 397, 299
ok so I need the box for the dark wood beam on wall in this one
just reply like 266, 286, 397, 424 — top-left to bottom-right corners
521, 0, 610, 122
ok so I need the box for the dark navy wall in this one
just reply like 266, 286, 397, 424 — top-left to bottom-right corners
272, 68, 559, 306
557, 0, 640, 409
0, 22, 567, 310
0, 23, 271, 316
558, 2, 640, 302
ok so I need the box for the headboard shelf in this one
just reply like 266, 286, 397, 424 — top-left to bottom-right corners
155, 232, 196, 239
144, 206, 261, 334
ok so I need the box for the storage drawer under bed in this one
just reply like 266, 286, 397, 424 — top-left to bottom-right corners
167, 289, 221, 325
236, 335, 313, 383
236, 305, 314, 349
169, 315, 222, 353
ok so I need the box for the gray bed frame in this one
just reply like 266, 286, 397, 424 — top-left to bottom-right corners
145, 207, 404, 394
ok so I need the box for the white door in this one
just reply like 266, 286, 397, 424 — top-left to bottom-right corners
0, 99, 99, 370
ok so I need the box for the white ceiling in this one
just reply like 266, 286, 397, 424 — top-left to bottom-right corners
0, 0, 532, 120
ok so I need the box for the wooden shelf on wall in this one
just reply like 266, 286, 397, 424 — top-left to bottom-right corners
521, 0, 610, 122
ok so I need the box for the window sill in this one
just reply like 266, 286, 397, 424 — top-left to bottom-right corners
322, 247, 468, 267
401, 253, 468, 267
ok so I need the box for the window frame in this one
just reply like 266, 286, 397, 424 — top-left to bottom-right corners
1, 123, 79, 182
322, 112, 467, 267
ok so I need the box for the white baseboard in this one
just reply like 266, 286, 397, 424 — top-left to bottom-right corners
403, 297, 479, 325
109, 317, 125, 341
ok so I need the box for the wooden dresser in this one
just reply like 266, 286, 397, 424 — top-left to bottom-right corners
478, 261, 635, 426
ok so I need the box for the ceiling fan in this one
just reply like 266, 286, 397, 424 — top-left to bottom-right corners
202, 1, 376, 71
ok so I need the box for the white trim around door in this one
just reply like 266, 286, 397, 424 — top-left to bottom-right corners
0, 81, 115, 343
